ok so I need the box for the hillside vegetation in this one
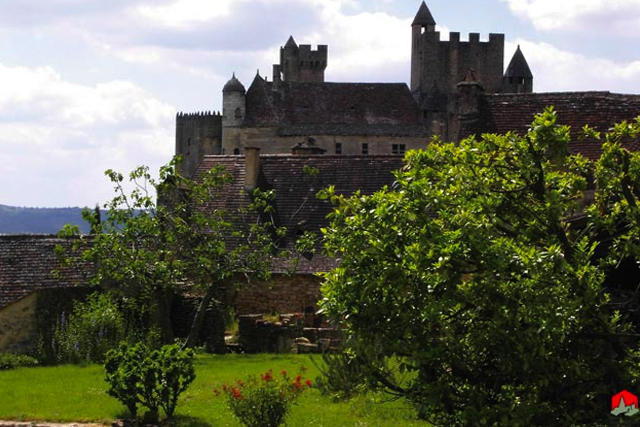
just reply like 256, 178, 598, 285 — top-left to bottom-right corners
0, 204, 91, 234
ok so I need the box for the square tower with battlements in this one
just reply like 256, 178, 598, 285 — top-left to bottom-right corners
411, 1, 531, 141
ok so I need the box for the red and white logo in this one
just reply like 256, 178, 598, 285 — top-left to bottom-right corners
611, 390, 639, 417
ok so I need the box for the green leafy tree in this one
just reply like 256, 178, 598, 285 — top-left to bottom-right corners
320, 108, 640, 426
60, 157, 283, 352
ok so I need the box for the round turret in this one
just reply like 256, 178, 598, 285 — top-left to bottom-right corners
223, 73, 246, 94
222, 72, 246, 128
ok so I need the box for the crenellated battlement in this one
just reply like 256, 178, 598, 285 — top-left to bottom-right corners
177, 111, 222, 118
276, 36, 327, 83
424, 31, 504, 45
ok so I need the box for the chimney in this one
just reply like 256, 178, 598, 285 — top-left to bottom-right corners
456, 69, 484, 121
244, 147, 261, 192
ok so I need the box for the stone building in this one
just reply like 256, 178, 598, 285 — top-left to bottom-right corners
0, 235, 91, 353
192, 149, 406, 315
410, 1, 534, 141
176, 35, 429, 177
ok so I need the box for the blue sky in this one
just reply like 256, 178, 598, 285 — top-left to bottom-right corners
2, 0, 640, 207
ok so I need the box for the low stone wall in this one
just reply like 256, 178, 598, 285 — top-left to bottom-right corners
237, 313, 339, 353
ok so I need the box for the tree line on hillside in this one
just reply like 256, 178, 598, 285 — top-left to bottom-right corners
0, 205, 94, 234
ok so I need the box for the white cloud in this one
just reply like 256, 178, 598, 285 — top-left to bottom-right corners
289, 8, 411, 82
500, 0, 640, 34
136, 0, 234, 28
0, 63, 175, 207
507, 39, 640, 93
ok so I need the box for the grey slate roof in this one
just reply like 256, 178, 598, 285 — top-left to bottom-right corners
504, 46, 533, 79
412, 1, 436, 26
243, 76, 428, 137
0, 235, 91, 310
223, 73, 246, 94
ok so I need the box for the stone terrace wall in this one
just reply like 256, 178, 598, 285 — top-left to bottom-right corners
229, 273, 322, 315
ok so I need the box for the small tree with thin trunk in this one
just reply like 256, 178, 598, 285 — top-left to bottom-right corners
60, 157, 283, 352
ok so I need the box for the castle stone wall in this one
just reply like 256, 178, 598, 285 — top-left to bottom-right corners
417, 31, 504, 98
175, 112, 223, 177
222, 128, 428, 156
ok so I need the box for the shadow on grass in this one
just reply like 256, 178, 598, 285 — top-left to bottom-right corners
162, 415, 213, 427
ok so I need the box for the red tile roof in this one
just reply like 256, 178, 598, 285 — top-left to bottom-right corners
464, 91, 640, 160
0, 235, 91, 309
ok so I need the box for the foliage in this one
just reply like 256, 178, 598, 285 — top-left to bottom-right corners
320, 107, 640, 426
313, 348, 372, 401
216, 367, 312, 427
104, 342, 195, 422
35, 287, 92, 365
51, 292, 126, 364
0, 353, 38, 370
58, 157, 285, 351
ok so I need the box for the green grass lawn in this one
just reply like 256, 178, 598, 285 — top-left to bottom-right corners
0, 353, 430, 427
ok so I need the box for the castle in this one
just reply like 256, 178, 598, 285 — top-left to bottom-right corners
175, 1, 535, 177
4, 2, 640, 354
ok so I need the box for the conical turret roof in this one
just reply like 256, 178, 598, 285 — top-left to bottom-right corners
284, 35, 298, 49
223, 72, 246, 93
412, 1, 436, 26
504, 45, 533, 78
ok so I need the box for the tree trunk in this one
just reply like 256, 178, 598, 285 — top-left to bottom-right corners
152, 288, 174, 344
183, 286, 226, 353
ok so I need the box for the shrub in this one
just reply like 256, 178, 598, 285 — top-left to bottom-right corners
104, 342, 195, 423
314, 350, 370, 401
0, 353, 39, 370
216, 368, 312, 427
53, 292, 126, 364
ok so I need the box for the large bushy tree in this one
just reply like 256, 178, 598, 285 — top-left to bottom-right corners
320, 108, 640, 426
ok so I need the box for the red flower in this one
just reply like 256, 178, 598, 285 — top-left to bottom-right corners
281, 370, 287, 376
232, 387, 244, 400
305, 379, 312, 387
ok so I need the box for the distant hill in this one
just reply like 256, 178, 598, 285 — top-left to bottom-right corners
0, 205, 92, 234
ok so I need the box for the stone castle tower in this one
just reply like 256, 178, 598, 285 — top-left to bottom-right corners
411, 1, 533, 140
273, 36, 328, 84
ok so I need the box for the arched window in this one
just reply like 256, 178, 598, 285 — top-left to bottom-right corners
233, 148, 240, 155
235, 108, 242, 119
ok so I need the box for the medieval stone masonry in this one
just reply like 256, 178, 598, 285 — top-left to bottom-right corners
174, 2, 542, 178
